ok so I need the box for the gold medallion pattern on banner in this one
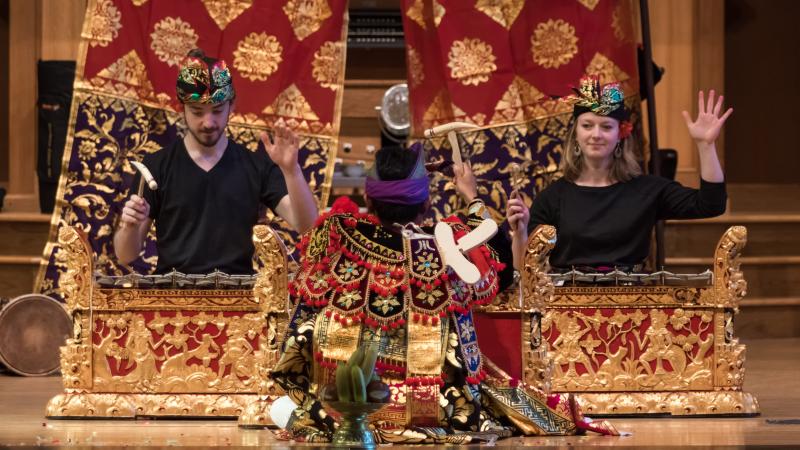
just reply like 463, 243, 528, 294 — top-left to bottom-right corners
86, 0, 122, 48
312, 41, 344, 90
447, 38, 497, 87
234, 32, 283, 82
530, 19, 579, 69
150, 17, 199, 67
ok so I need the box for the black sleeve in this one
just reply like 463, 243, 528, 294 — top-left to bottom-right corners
487, 229, 515, 291
657, 179, 727, 220
260, 156, 289, 212
527, 184, 558, 233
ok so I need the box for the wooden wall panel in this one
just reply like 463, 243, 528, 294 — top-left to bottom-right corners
5, 0, 40, 212
644, 0, 724, 188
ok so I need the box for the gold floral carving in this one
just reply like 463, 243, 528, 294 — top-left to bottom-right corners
716, 342, 747, 388
150, 17, 199, 68
253, 225, 289, 314
86, 0, 122, 48
407, 47, 425, 88
233, 32, 283, 82
49, 224, 292, 418
550, 287, 711, 307
56, 226, 93, 314
283, 0, 332, 41
585, 52, 630, 85
577, 0, 600, 10
543, 308, 716, 392
530, 19, 579, 69
47, 393, 256, 418
514, 226, 759, 415
447, 38, 497, 86
262, 84, 320, 121
96, 289, 259, 310
202, 0, 253, 30
87, 311, 266, 393
713, 226, 747, 308
60, 341, 93, 390
475, 0, 524, 29
575, 391, 760, 416
132, 0, 149, 5
311, 41, 343, 90
522, 314, 553, 393
522, 225, 556, 312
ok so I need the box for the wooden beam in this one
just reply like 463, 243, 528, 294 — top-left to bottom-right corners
6, 0, 40, 212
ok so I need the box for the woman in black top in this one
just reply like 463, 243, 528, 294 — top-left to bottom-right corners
507, 77, 732, 270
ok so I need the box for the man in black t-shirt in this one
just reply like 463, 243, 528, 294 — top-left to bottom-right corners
113, 49, 318, 274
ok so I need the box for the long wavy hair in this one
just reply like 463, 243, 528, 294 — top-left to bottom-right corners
559, 120, 641, 183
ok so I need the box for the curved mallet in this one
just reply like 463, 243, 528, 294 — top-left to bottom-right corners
424, 122, 479, 167
131, 161, 158, 197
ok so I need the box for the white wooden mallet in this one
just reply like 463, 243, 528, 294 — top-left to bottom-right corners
131, 161, 158, 197
424, 121, 480, 167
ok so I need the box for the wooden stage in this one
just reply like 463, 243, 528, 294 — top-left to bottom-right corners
1, 338, 798, 448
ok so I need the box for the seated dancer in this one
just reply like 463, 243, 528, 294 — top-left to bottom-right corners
507, 77, 731, 271
270, 145, 618, 444
114, 49, 318, 274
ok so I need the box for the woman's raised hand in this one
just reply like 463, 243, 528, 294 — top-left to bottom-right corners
681, 90, 733, 146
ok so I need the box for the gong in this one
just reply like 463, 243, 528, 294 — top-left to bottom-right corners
0, 294, 71, 376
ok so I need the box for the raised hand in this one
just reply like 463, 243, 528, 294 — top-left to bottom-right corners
261, 123, 300, 172
453, 161, 478, 203
681, 90, 733, 146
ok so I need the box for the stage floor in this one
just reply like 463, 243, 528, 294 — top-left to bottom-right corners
1, 338, 798, 448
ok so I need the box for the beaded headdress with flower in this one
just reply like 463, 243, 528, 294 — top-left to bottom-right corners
563, 75, 632, 138
176, 49, 235, 104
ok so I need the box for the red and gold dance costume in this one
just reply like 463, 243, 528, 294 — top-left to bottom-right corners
270, 198, 618, 444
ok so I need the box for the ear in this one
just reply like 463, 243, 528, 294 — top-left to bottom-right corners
227, 99, 236, 115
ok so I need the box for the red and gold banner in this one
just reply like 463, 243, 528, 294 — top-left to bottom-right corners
401, 0, 640, 221
36, 0, 348, 299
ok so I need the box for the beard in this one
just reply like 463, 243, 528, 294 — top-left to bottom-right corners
188, 126, 225, 147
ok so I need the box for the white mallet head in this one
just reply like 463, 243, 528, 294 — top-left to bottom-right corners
131, 161, 158, 191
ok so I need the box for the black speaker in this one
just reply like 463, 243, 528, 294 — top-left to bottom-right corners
37, 60, 76, 214
649, 148, 678, 181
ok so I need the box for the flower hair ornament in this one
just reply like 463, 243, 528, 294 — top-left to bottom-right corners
563, 76, 633, 139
